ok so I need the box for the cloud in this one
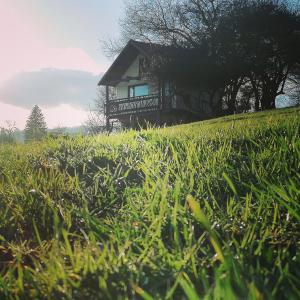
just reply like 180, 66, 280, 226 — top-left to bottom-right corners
0, 69, 103, 109
0, 2, 104, 82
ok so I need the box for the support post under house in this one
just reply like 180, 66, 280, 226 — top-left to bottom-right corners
105, 85, 110, 131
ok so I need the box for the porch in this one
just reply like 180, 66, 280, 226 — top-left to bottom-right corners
105, 94, 161, 118
104, 92, 206, 128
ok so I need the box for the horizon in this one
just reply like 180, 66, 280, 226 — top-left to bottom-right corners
0, 0, 123, 129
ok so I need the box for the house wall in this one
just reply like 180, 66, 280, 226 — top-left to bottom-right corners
115, 55, 158, 99
110, 54, 221, 121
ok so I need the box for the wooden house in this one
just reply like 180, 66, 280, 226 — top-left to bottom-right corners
98, 40, 221, 129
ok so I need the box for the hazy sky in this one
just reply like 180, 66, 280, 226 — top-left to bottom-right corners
0, 0, 123, 129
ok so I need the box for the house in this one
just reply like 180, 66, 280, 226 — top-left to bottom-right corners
98, 40, 221, 129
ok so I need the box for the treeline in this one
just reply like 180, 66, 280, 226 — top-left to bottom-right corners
0, 105, 88, 145
0, 121, 18, 145
0, 106, 48, 145
109, 0, 300, 114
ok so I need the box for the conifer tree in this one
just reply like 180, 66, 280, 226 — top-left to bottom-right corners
24, 105, 47, 142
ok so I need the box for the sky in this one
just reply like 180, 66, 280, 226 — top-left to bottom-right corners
0, 0, 123, 129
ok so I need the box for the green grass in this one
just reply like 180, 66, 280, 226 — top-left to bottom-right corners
0, 107, 299, 299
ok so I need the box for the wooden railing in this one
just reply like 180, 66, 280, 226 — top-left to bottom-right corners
105, 94, 160, 117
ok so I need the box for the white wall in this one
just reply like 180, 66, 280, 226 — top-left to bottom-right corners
115, 55, 158, 99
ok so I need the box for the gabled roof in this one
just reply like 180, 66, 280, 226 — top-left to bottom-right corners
98, 39, 176, 86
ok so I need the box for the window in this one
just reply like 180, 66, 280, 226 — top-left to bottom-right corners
129, 84, 149, 98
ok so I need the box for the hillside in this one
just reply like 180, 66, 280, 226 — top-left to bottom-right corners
0, 107, 299, 299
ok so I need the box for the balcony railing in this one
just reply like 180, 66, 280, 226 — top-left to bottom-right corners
105, 94, 160, 117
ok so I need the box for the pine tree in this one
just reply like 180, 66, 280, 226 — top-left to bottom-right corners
24, 105, 48, 142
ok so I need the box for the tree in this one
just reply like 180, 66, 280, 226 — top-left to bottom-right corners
107, 0, 300, 115
117, 0, 226, 47
0, 121, 17, 144
103, 0, 227, 66
85, 86, 118, 134
216, 0, 300, 110
24, 105, 47, 142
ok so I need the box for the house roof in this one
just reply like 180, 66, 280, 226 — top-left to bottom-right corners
98, 39, 178, 86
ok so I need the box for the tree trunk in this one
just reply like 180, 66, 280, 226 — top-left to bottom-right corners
254, 98, 260, 111
260, 80, 279, 110
225, 78, 244, 115
105, 85, 110, 131
209, 89, 222, 117
249, 74, 261, 111
261, 97, 276, 109
227, 98, 236, 115
261, 89, 276, 110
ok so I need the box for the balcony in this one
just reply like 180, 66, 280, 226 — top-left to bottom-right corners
105, 94, 160, 118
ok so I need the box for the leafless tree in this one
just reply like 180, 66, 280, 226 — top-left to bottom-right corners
0, 121, 17, 144
103, 0, 300, 114
84, 86, 117, 134
102, 0, 227, 58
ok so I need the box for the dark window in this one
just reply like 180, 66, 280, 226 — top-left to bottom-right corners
129, 84, 149, 98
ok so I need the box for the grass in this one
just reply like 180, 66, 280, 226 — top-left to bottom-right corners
0, 107, 299, 299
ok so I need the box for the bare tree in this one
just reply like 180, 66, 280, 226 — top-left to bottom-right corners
102, 0, 227, 58
104, 0, 300, 115
85, 86, 117, 134
0, 121, 17, 144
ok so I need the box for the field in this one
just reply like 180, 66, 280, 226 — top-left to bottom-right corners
0, 107, 299, 299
